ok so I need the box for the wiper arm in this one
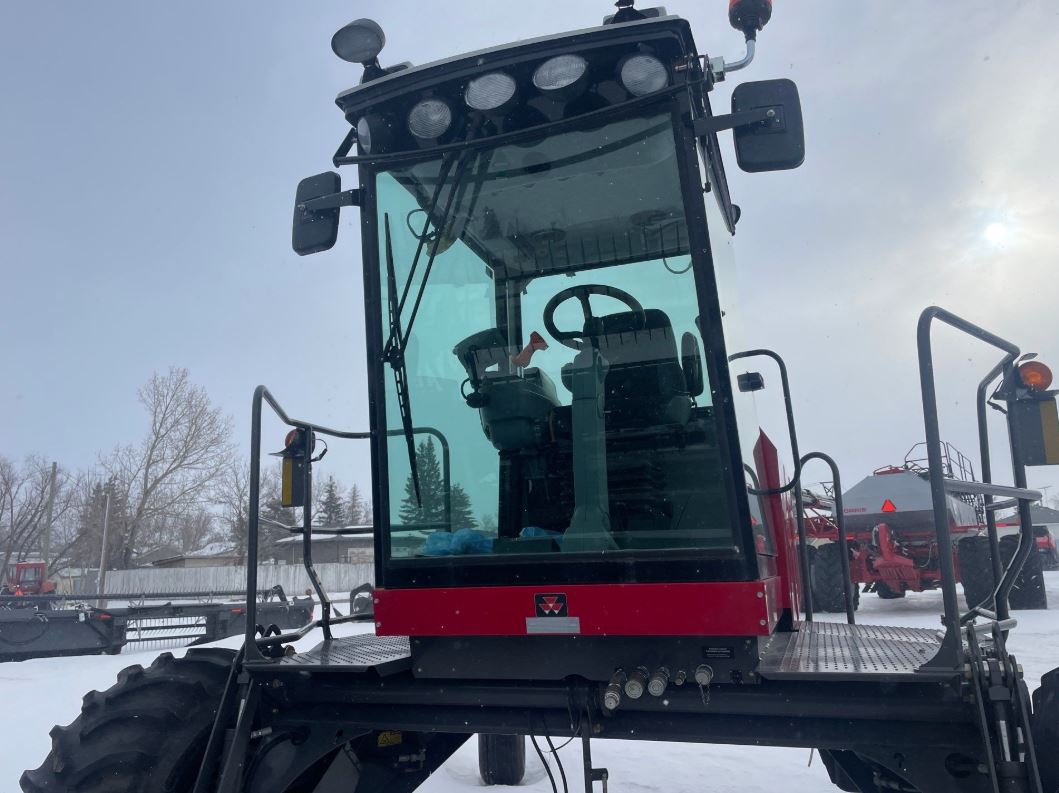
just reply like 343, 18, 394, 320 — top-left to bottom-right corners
383, 212, 421, 505
383, 150, 476, 359
380, 146, 486, 510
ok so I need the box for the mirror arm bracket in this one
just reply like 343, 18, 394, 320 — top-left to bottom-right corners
693, 106, 780, 137
297, 189, 363, 215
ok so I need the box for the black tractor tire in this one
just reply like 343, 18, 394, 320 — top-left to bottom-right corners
958, 535, 996, 612
21, 647, 235, 793
478, 733, 526, 786
1032, 668, 1059, 793
1001, 535, 1049, 610
1044, 548, 1059, 572
810, 543, 859, 613
874, 582, 906, 600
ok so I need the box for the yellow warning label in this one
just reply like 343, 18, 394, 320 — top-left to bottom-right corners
1041, 399, 1059, 465
281, 457, 294, 507
377, 730, 402, 748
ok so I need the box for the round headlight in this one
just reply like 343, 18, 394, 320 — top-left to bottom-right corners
620, 54, 668, 97
408, 99, 452, 140
356, 117, 372, 153
465, 72, 517, 111
533, 54, 587, 92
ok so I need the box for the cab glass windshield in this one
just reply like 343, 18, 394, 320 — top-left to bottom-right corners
373, 109, 737, 562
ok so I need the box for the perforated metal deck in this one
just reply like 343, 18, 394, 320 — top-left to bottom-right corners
249, 634, 412, 675
758, 621, 953, 681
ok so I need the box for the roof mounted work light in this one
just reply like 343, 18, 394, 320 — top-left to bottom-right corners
332, 18, 388, 80
619, 53, 668, 96
465, 72, 518, 112
533, 54, 589, 97
408, 98, 453, 140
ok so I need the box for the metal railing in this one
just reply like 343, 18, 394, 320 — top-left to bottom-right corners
732, 350, 857, 623
243, 385, 450, 661
916, 307, 1041, 670
798, 451, 856, 624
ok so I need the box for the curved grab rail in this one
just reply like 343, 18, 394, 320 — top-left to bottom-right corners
799, 451, 855, 625
916, 307, 1038, 670
728, 349, 803, 496
244, 385, 453, 660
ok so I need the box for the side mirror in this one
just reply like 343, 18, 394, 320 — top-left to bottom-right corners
293, 172, 360, 256
731, 79, 804, 173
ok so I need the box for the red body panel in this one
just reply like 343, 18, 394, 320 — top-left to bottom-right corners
375, 577, 782, 637
754, 432, 800, 614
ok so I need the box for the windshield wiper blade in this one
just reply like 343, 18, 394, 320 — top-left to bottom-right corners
383, 149, 477, 360
383, 212, 421, 505
380, 147, 484, 510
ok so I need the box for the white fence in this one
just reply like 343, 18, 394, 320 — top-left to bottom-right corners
91, 563, 374, 596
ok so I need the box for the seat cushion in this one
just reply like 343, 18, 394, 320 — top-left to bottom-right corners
596, 309, 690, 427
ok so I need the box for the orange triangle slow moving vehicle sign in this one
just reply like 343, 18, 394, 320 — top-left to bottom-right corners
881, 499, 898, 513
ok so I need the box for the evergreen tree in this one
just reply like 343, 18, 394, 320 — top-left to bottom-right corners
318, 475, 346, 528
347, 483, 367, 525
74, 479, 128, 571
450, 484, 477, 528
398, 439, 444, 526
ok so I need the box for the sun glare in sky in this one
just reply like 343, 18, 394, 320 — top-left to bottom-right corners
983, 221, 1011, 246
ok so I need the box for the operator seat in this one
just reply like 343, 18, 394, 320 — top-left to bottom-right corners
453, 329, 560, 452
562, 309, 692, 428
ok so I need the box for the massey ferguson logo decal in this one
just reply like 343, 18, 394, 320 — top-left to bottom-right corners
535, 593, 568, 617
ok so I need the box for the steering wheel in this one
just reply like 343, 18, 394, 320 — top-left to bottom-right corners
542, 284, 645, 350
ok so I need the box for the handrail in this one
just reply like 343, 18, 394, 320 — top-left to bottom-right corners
259, 387, 372, 441
246, 386, 372, 661
245, 385, 452, 660
971, 360, 1016, 623
800, 452, 856, 625
728, 349, 803, 496
960, 347, 1042, 628
916, 307, 1022, 671
942, 480, 1042, 501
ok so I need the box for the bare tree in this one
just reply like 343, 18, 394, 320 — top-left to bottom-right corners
101, 368, 233, 568
214, 460, 294, 562
215, 459, 251, 557
0, 456, 76, 583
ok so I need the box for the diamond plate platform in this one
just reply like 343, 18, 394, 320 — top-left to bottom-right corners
758, 621, 952, 681
249, 634, 412, 675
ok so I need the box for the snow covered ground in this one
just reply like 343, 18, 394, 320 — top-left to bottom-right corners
4, 575, 1058, 791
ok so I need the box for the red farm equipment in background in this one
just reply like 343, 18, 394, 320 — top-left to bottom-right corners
0, 561, 56, 607
806, 443, 1049, 611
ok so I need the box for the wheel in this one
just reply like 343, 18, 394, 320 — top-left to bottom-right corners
478, 733, 526, 786
1033, 667, 1059, 793
1001, 535, 1048, 610
1044, 548, 1059, 572
21, 648, 235, 792
874, 581, 906, 600
958, 535, 996, 611
809, 543, 859, 613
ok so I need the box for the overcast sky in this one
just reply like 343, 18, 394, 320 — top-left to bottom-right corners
3, 2, 1059, 502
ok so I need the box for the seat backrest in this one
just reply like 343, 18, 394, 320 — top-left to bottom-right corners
596, 309, 690, 427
